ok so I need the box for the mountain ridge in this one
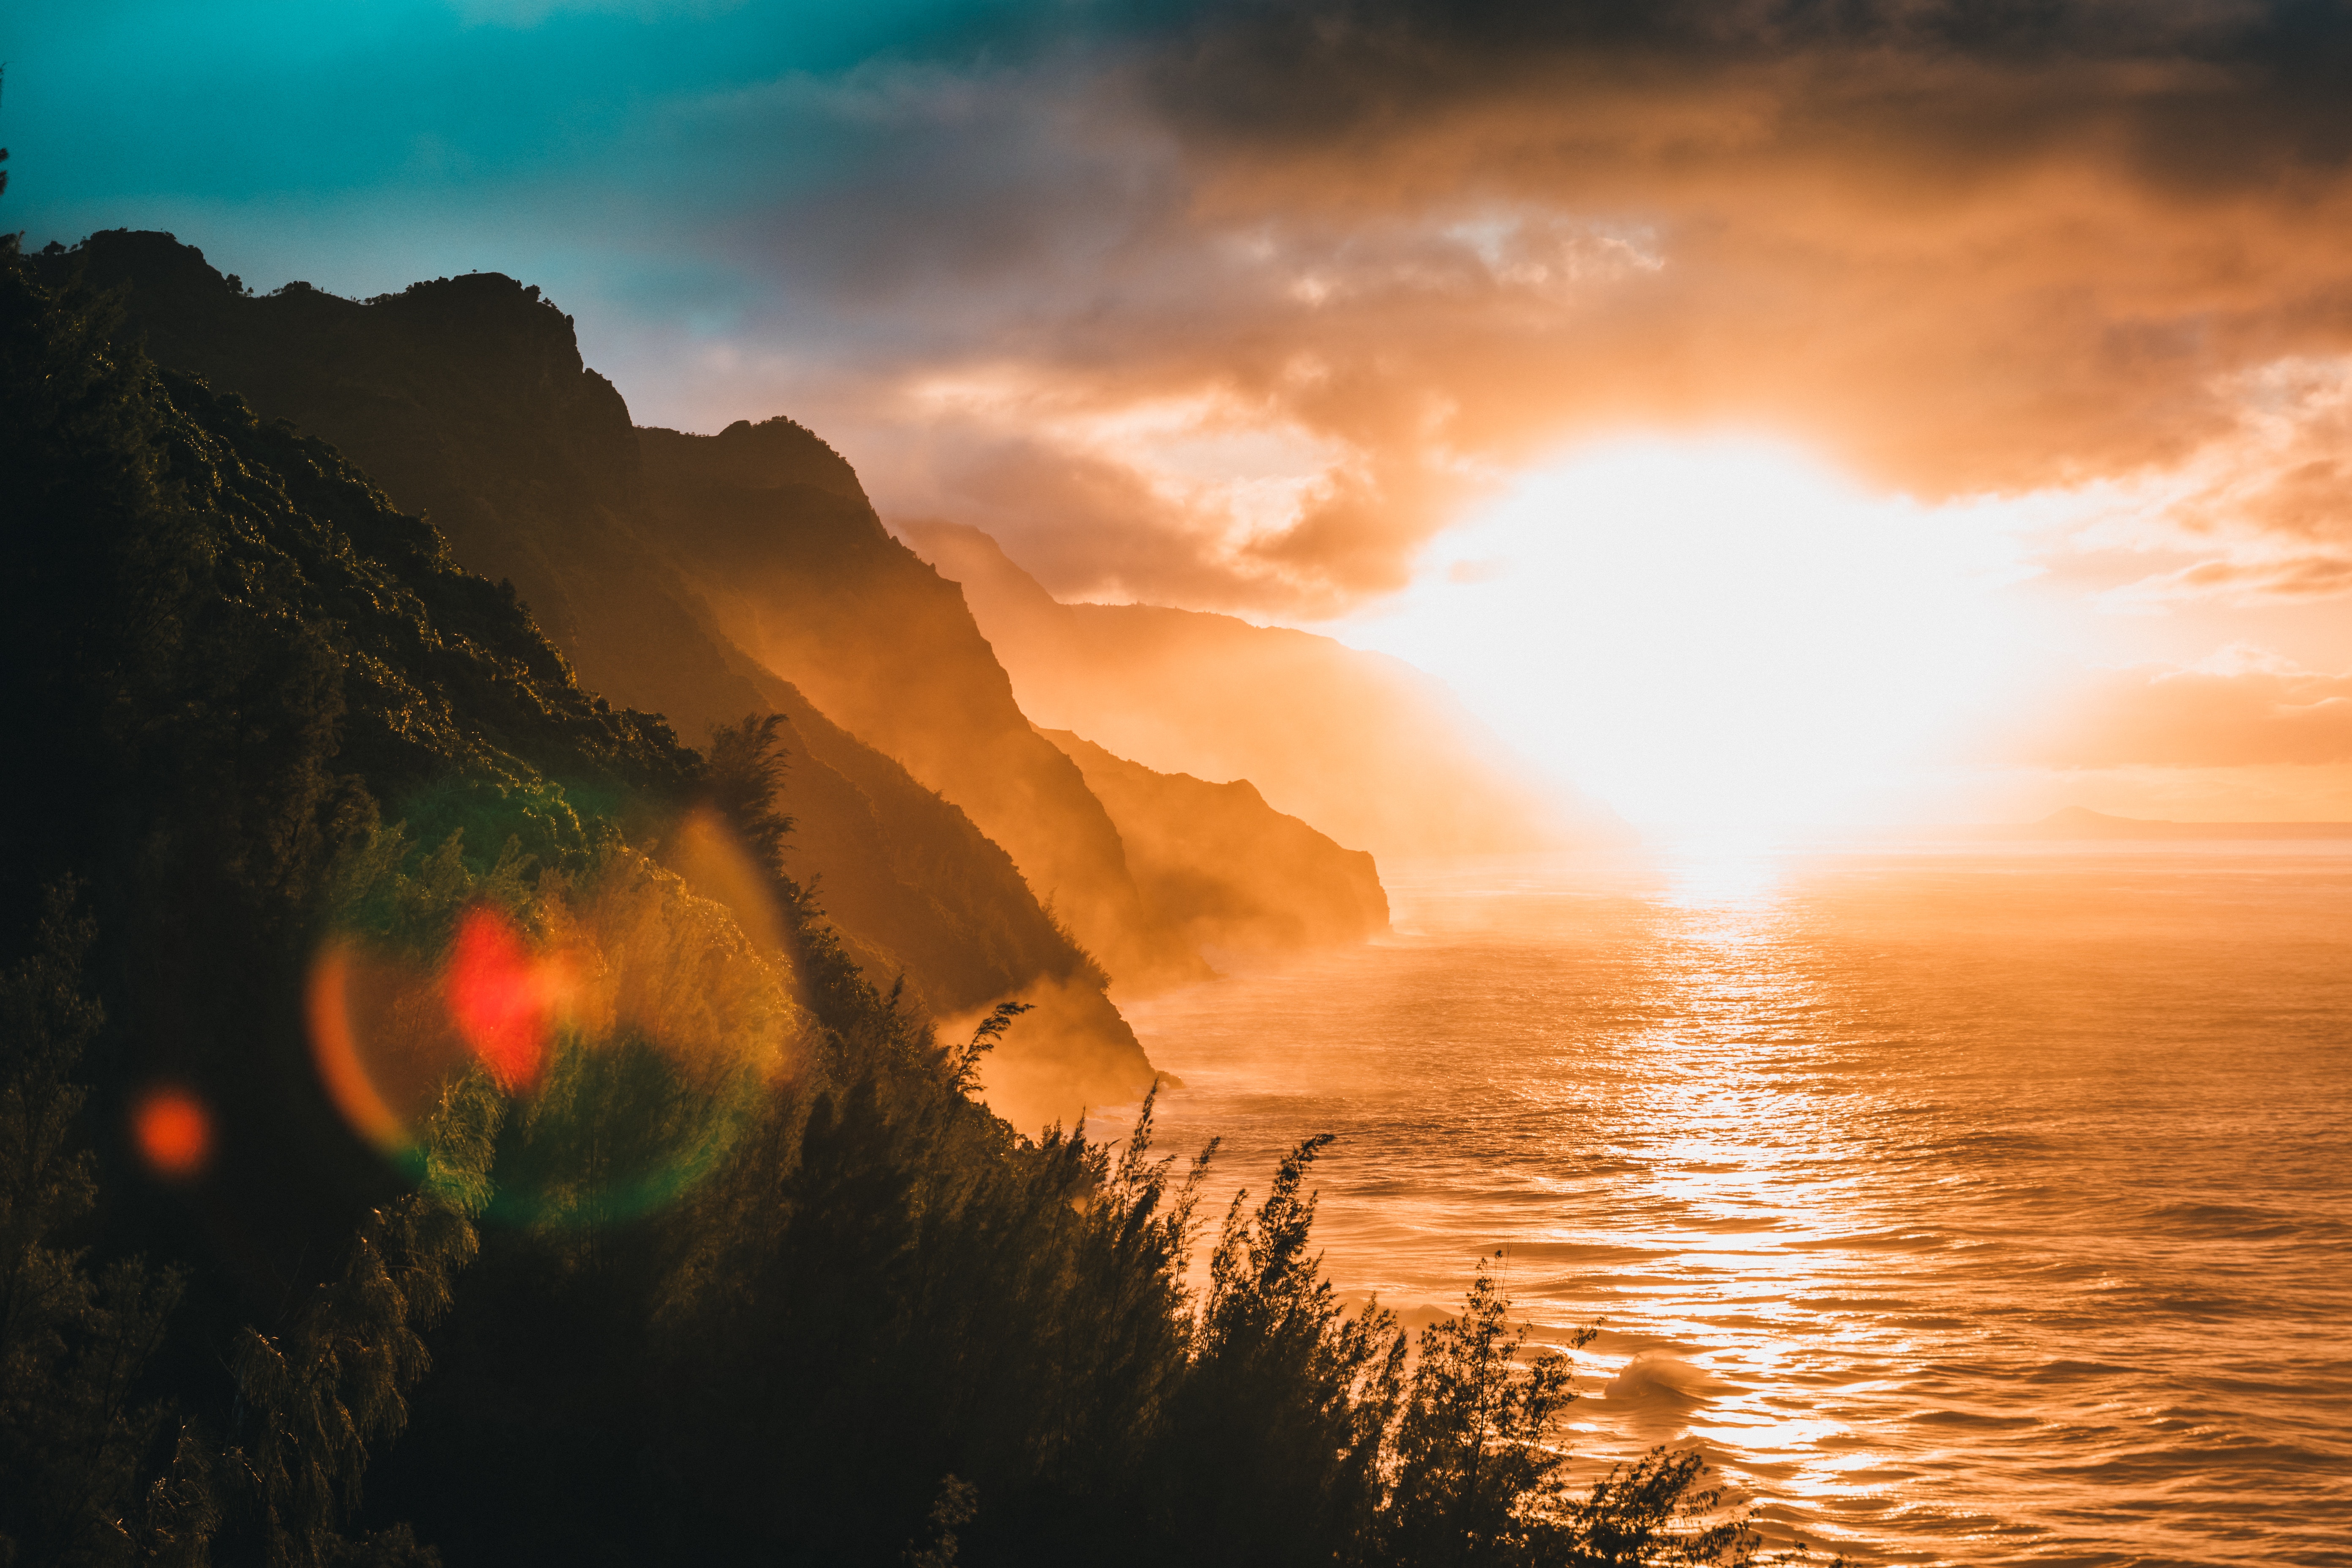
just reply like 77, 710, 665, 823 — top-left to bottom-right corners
43, 229, 1158, 1122
48, 229, 1439, 1127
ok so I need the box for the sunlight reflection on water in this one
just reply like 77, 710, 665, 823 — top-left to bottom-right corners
1653, 836, 1790, 914
1114, 842, 2352, 1566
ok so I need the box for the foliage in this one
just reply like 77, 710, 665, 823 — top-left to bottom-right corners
902, 1475, 979, 1568
1566, 1449, 1764, 1568
948, 1000, 1032, 1094
1380, 1260, 1589, 1565
1150, 1134, 1403, 1563
223, 1079, 493, 1568
0, 886, 215, 1568
0, 210, 689, 1565
702, 713, 795, 869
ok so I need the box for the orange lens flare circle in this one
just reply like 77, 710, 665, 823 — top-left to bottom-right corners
305, 944, 412, 1152
132, 1085, 213, 1180
306, 903, 571, 1158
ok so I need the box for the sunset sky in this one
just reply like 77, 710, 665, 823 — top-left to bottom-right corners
10, 0, 2351, 828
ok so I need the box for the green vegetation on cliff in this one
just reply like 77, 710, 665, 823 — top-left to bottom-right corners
41, 229, 1158, 1119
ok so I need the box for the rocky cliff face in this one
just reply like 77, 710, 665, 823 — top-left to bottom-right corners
55, 229, 1423, 1127
903, 520, 1630, 860
52, 231, 1154, 1123
1041, 731, 1390, 956
635, 421, 1206, 993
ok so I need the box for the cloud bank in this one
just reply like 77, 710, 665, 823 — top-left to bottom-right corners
16, 0, 2349, 617
646, 0, 2352, 617
14, 0, 2352, 805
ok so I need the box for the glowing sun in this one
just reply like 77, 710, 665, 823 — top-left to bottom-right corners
1341, 436, 2036, 830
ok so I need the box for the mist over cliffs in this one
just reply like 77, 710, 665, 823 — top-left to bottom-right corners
631, 417, 1193, 990
1044, 731, 1390, 956
903, 520, 1628, 863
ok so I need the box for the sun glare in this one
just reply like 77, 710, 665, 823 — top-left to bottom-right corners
1340, 437, 2035, 830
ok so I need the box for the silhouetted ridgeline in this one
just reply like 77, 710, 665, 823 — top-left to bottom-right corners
633, 417, 1204, 991
3, 230, 1788, 1567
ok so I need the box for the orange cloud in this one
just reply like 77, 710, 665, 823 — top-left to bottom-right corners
2081, 357, 2352, 605
621, 3, 2352, 619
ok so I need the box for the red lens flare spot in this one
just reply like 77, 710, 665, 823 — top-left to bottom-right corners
444, 906, 556, 1092
132, 1086, 213, 1180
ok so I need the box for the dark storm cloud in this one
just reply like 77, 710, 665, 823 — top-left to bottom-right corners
1146, 0, 2352, 174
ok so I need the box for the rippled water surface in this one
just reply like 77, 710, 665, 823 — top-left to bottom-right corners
1115, 844, 2352, 1566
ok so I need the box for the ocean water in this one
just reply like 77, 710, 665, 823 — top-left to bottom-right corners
1115, 843, 2352, 1566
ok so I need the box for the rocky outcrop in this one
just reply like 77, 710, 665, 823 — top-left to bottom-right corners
637, 421, 1206, 992
1042, 731, 1390, 956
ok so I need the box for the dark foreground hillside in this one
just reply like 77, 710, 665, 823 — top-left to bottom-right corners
1, 229, 1793, 1568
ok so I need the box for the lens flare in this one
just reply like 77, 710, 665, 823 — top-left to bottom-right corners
307, 902, 569, 1154
444, 906, 566, 1093
305, 942, 422, 1152
665, 808, 792, 954
302, 844, 804, 1227
132, 1085, 213, 1179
